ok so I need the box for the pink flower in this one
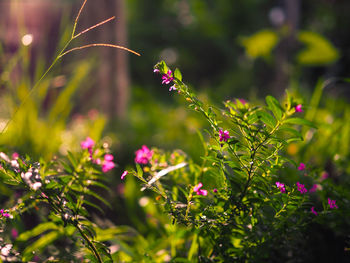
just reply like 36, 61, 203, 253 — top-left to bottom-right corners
0, 209, 10, 218
153, 69, 160, 73
321, 171, 329, 180
11, 228, 18, 239
311, 206, 318, 216
219, 130, 230, 142
276, 181, 286, 193
298, 163, 306, 171
309, 184, 318, 193
193, 182, 203, 192
161, 70, 174, 85
121, 170, 128, 180
12, 152, 19, 159
296, 182, 307, 194
169, 85, 177, 91
213, 188, 218, 193
135, 145, 153, 164
295, 104, 303, 113
193, 182, 208, 196
102, 154, 115, 173
81, 137, 95, 150
328, 198, 338, 209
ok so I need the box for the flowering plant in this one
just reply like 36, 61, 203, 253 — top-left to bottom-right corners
124, 61, 342, 261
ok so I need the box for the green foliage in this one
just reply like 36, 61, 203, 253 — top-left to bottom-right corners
124, 61, 347, 261
240, 30, 279, 59
297, 31, 339, 66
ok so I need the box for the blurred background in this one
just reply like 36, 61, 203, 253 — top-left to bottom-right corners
0, 0, 349, 160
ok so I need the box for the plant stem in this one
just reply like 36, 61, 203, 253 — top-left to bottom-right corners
75, 222, 103, 263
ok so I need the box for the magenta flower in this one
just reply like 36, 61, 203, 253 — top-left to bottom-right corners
11, 228, 18, 239
102, 154, 115, 173
328, 198, 338, 209
0, 209, 10, 218
295, 104, 303, 113
161, 70, 174, 85
213, 188, 218, 193
311, 206, 318, 216
219, 129, 230, 142
276, 181, 286, 193
135, 145, 153, 164
193, 182, 208, 196
81, 137, 95, 150
321, 171, 329, 180
153, 69, 160, 73
121, 170, 128, 180
298, 163, 306, 171
296, 182, 307, 194
309, 184, 318, 193
12, 152, 19, 159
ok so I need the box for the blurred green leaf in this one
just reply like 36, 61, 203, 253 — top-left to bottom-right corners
241, 30, 279, 59
297, 31, 339, 65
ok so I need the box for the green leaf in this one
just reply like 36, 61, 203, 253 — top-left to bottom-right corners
265, 95, 283, 120
278, 127, 303, 140
284, 117, 317, 128
257, 110, 276, 128
17, 222, 59, 241
297, 31, 339, 65
240, 30, 279, 59
22, 231, 61, 261
174, 68, 182, 81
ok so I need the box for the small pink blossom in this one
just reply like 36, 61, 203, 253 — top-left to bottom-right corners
213, 188, 218, 193
296, 182, 307, 194
161, 70, 174, 85
311, 206, 318, 216
11, 228, 18, 239
102, 154, 115, 173
298, 163, 306, 171
169, 85, 177, 91
193, 182, 208, 196
321, 171, 329, 180
81, 137, 95, 150
219, 130, 230, 142
295, 104, 303, 113
238, 98, 247, 104
197, 189, 208, 196
12, 152, 19, 159
135, 145, 153, 164
153, 69, 160, 73
0, 209, 10, 218
121, 170, 128, 180
276, 181, 286, 193
193, 182, 203, 192
309, 184, 318, 193
328, 198, 338, 209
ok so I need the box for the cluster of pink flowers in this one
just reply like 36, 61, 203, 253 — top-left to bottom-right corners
328, 198, 338, 209
81, 137, 115, 173
275, 182, 286, 193
0, 209, 10, 218
193, 182, 208, 196
298, 162, 306, 171
81, 137, 95, 158
102, 154, 115, 173
154, 69, 176, 91
219, 129, 230, 142
135, 145, 153, 164
296, 182, 307, 194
